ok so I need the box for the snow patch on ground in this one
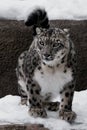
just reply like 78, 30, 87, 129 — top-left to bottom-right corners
0, 0, 87, 20
0, 90, 87, 130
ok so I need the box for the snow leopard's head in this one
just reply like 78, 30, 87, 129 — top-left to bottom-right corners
34, 27, 70, 66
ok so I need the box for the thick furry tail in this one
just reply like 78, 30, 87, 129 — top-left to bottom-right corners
25, 8, 49, 35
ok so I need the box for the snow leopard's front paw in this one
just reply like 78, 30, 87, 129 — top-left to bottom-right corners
29, 107, 47, 118
21, 97, 28, 105
59, 109, 77, 122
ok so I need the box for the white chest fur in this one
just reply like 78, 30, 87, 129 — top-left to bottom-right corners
33, 65, 73, 99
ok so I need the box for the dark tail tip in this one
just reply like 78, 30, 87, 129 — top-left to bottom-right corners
25, 8, 49, 28
25, 8, 50, 36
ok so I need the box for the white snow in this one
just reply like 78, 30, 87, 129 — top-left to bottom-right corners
0, 90, 87, 130
0, 0, 87, 20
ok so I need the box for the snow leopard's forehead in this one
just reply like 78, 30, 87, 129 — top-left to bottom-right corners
36, 27, 69, 41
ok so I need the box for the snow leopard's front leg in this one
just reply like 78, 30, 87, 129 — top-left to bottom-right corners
18, 84, 28, 105
16, 51, 28, 105
26, 78, 47, 118
59, 80, 76, 122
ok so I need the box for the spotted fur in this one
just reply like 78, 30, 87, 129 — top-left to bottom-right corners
16, 8, 77, 122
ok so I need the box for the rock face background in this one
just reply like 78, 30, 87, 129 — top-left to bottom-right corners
0, 19, 87, 98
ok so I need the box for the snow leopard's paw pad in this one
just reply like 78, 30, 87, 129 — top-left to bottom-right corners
59, 109, 77, 122
29, 107, 47, 118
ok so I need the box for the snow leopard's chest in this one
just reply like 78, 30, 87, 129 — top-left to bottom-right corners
33, 66, 73, 99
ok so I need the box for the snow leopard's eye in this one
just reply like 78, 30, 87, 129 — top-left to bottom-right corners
53, 42, 64, 48
39, 41, 45, 46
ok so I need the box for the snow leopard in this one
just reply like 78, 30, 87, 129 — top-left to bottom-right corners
16, 8, 77, 122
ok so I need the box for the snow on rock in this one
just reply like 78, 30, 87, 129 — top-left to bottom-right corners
0, 0, 87, 20
0, 90, 87, 130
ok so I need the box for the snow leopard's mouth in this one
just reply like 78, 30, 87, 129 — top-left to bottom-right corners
42, 57, 58, 66
42, 55, 53, 61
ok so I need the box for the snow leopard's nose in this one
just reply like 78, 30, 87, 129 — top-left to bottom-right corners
44, 54, 50, 58
43, 53, 53, 61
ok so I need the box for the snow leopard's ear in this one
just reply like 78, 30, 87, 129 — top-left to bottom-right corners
63, 28, 70, 37
36, 27, 41, 35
